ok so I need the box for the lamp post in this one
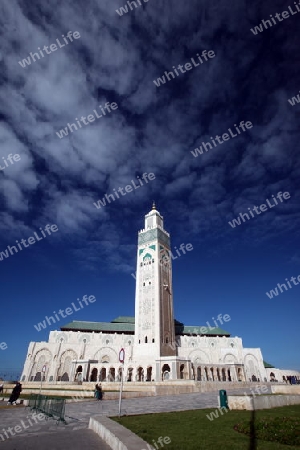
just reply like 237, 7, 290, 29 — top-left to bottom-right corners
40, 365, 46, 395
118, 348, 125, 417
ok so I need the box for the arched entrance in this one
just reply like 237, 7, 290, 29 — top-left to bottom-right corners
118, 367, 123, 382
108, 368, 115, 382
34, 372, 42, 382
127, 368, 133, 382
162, 364, 170, 380
61, 372, 69, 381
146, 366, 152, 381
99, 368, 106, 382
75, 365, 83, 382
237, 368, 243, 381
137, 367, 144, 381
180, 364, 185, 379
191, 364, 195, 380
204, 367, 209, 381
197, 367, 201, 381
90, 368, 98, 382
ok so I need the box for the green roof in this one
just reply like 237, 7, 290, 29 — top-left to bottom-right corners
264, 360, 275, 368
61, 317, 230, 336
178, 325, 230, 336
111, 316, 135, 324
61, 320, 134, 333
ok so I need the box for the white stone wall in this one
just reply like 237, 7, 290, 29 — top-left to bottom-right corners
242, 347, 267, 382
177, 335, 245, 381
21, 329, 270, 384
21, 331, 137, 382
178, 335, 244, 363
266, 367, 300, 382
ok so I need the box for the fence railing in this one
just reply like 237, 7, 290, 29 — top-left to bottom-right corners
28, 394, 66, 424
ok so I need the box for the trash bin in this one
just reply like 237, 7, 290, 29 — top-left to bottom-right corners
219, 389, 229, 409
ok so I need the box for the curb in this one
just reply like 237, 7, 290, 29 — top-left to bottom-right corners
89, 415, 154, 450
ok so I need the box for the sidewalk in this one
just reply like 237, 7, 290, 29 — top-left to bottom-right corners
0, 387, 271, 449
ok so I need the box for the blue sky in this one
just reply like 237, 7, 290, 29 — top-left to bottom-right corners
0, 0, 299, 377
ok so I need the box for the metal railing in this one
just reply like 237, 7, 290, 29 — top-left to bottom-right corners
28, 394, 66, 424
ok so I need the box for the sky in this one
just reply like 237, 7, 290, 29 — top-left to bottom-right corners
0, 0, 299, 378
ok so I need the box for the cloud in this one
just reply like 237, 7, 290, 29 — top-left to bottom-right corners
0, 0, 299, 272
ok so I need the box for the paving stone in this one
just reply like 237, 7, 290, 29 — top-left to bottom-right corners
0, 387, 271, 449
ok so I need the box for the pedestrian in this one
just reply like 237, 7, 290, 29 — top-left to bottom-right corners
7, 382, 22, 405
95, 383, 103, 400
98, 383, 103, 400
0, 383, 3, 394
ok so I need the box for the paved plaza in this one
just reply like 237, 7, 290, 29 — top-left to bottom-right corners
0, 387, 271, 449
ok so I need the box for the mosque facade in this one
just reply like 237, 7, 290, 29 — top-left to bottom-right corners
21, 205, 298, 384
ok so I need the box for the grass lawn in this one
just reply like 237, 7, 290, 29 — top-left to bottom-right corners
113, 405, 300, 450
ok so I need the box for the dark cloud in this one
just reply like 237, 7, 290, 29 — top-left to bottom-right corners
0, 0, 299, 272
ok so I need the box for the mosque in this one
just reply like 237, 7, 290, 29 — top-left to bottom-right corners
21, 204, 299, 384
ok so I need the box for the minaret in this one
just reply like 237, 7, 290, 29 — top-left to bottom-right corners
134, 203, 176, 362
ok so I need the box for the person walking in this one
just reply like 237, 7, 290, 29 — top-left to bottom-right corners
7, 382, 22, 405
98, 383, 103, 400
95, 383, 103, 400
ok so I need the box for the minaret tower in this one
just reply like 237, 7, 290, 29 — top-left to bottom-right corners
133, 203, 177, 374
